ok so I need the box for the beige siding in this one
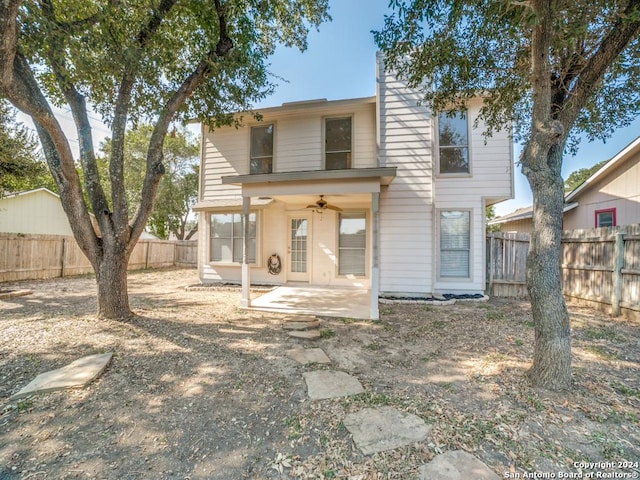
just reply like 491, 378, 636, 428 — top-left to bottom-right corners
0, 190, 74, 236
377, 54, 434, 295
564, 151, 640, 230
498, 218, 533, 234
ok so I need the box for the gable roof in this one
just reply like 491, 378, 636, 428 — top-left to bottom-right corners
565, 135, 640, 202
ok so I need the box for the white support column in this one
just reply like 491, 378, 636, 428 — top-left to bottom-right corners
241, 196, 251, 308
370, 192, 380, 320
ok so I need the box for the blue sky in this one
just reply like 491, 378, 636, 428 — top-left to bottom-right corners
260, 0, 640, 216
17, 0, 640, 216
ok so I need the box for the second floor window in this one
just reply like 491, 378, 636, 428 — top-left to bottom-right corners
250, 124, 273, 174
438, 111, 469, 174
325, 117, 352, 170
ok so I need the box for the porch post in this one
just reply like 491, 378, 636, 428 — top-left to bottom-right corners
241, 195, 251, 308
371, 192, 380, 320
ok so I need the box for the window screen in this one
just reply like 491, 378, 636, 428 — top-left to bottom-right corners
438, 111, 469, 174
210, 212, 256, 263
325, 117, 352, 170
338, 212, 366, 276
439, 211, 470, 278
250, 124, 273, 174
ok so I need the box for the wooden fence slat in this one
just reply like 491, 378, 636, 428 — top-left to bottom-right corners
0, 233, 197, 283
487, 224, 640, 318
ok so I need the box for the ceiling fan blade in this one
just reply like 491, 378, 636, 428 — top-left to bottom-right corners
325, 204, 343, 211
305, 204, 317, 209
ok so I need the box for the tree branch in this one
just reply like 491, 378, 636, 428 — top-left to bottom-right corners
39, 0, 112, 236
9, 53, 101, 261
109, 0, 179, 241
0, 0, 22, 90
129, 1, 234, 244
558, 0, 640, 128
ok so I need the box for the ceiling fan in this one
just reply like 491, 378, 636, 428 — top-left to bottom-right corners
306, 195, 342, 213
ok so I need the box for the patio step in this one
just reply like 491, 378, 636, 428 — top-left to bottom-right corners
282, 320, 321, 331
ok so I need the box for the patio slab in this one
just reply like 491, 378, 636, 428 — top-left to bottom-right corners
343, 406, 431, 455
10, 353, 113, 400
418, 450, 499, 479
250, 285, 370, 320
303, 370, 364, 400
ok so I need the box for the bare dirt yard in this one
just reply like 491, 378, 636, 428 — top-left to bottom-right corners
1, 268, 639, 480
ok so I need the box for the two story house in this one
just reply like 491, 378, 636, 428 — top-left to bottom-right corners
195, 55, 514, 319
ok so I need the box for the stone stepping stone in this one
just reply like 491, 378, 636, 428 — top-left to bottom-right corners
0, 289, 33, 300
418, 450, 499, 480
282, 315, 318, 323
10, 353, 113, 400
283, 320, 321, 331
287, 347, 331, 365
288, 330, 321, 340
303, 370, 364, 400
343, 406, 431, 455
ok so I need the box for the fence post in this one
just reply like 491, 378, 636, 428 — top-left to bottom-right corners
60, 237, 66, 278
488, 234, 494, 295
611, 233, 624, 317
145, 241, 151, 269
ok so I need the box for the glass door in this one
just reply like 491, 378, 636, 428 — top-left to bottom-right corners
288, 216, 310, 281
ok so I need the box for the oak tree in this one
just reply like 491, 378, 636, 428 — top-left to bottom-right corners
0, 0, 329, 318
375, 0, 640, 389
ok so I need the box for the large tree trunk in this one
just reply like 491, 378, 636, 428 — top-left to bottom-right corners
524, 143, 572, 390
95, 244, 132, 319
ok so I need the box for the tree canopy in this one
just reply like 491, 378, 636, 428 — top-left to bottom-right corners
0, 101, 54, 194
564, 159, 609, 192
97, 125, 199, 240
0, 0, 329, 318
376, 0, 640, 390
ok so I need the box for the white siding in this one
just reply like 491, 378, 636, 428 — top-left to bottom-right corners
377, 54, 434, 295
200, 101, 378, 202
433, 100, 513, 293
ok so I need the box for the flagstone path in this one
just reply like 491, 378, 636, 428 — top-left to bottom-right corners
12, 314, 499, 476
288, 315, 498, 474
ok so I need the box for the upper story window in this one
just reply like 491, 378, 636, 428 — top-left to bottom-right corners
325, 117, 352, 170
250, 124, 273, 174
438, 111, 469, 174
595, 208, 616, 228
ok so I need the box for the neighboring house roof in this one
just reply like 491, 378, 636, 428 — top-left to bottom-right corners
565, 135, 640, 202
2, 187, 59, 200
491, 134, 640, 226
489, 203, 578, 226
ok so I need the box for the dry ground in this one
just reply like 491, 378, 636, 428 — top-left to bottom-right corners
0, 268, 639, 480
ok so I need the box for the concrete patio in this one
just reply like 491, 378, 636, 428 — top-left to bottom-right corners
249, 284, 371, 320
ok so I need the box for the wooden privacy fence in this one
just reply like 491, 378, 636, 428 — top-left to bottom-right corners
487, 224, 640, 318
0, 233, 197, 283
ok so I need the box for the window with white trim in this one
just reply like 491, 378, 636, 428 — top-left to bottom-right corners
210, 212, 256, 263
438, 111, 469, 174
439, 210, 470, 278
338, 212, 366, 276
325, 117, 352, 170
250, 124, 273, 174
